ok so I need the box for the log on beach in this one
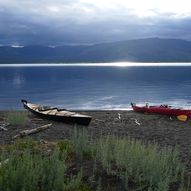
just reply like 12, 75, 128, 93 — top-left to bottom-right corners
0, 122, 9, 131
13, 123, 52, 139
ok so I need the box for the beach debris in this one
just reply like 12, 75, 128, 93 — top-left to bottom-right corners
0, 126, 8, 131
134, 119, 141, 126
13, 123, 52, 139
118, 113, 121, 120
0, 159, 9, 167
0, 122, 9, 131
95, 119, 105, 122
31, 118, 44, 122
177, 115, 188, 122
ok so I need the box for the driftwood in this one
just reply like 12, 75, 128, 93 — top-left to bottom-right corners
31, 118, 44, 121
0, 126, 8, 131
13, 123, 52, 139
131, 118, 141, 126
95, 119, 105, 122
134, 119, 141, 126
118, 113, 121, 120
0, 123, 9, 131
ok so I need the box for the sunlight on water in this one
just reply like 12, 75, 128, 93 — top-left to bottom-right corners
1, 62, 191, 67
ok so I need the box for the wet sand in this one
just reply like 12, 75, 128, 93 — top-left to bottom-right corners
1, 110, 191, 175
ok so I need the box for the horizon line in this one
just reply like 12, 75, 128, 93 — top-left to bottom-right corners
1, 62, 191, 67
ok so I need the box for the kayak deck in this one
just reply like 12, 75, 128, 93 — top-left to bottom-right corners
22, 100, 92, 125
131, 103, 191, 117
27, 103, 87, 117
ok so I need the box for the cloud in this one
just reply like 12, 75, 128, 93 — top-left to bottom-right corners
0, 0, 191, 45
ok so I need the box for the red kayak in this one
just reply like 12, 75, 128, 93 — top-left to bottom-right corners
131, 103, 191, 117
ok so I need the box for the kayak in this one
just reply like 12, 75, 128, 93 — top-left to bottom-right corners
21, 100, 92, 126
131, 103, 191, 117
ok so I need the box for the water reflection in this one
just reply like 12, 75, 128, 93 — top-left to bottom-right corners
1, 65, 191, 110
12, 73, 24, 87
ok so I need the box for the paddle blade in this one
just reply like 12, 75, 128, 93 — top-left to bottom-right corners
177, 115, 188, 122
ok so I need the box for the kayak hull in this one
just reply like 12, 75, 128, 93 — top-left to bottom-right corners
131, 103, 191, 117
21, 100, 92, 126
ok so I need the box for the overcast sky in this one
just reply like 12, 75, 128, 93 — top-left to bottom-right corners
1, 0, 191, 45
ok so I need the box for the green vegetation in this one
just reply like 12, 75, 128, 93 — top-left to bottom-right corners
71, 129, 93, 160
0, 131, 186, 191
6, 111, 28, 126
0, 139, 87, 191
71, 130, 186, 191
95, 137, 184, 190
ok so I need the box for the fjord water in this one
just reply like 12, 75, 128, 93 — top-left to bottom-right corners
1, 64, 191, 110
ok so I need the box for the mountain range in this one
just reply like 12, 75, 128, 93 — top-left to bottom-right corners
1, 38, 191, 63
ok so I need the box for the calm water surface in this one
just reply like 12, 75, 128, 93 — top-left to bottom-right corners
1, 64, 191, 110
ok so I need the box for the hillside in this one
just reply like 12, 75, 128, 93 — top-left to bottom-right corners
1, 38, 191, 63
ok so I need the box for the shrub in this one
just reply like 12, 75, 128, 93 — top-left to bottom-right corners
6, 111, 28, 126
0, 141, 83, 191
95, 136, 185, 191
71, 131, 185, 191
71, 129, 93, 160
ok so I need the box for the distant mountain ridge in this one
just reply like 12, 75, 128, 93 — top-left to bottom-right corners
1, 38, 191, 63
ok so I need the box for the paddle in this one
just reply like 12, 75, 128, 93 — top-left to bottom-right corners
177, 115, 188, 122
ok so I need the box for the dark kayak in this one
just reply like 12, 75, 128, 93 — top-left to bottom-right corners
21, 100, 92, 126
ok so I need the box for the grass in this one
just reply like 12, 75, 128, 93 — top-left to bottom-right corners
6, 111, 28, 126
0, 130, 187, 191
71, 130, 186, 191
94, 136, 184, 190
0, 139, 87, 191
71, 129, 94, 160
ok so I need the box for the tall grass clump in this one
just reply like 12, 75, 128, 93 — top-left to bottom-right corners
71, 129, 93, 160
0, 140, 83, 191
6, 111, 28, 126
71, 131, 185, 191
95, 136, 185, 191
4, 138, 42, 155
